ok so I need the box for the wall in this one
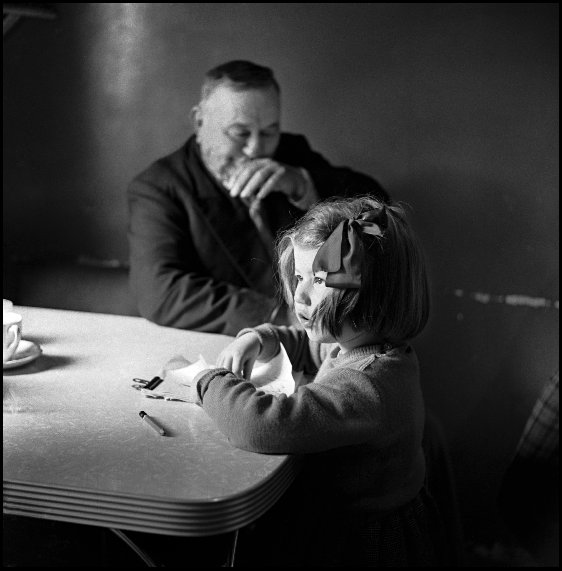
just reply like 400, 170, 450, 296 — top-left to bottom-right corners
3, 2, 558, 551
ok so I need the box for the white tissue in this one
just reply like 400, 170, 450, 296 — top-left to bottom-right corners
163, 353, 211, 386
250, 344, 295, 396
152, 346, 295, 402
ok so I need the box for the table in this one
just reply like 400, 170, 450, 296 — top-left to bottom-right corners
3, 307, 298, 544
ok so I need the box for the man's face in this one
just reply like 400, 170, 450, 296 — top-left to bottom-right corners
193, 84, 281, 186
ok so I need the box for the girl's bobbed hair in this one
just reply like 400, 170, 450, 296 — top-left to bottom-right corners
276, 195, 430, 343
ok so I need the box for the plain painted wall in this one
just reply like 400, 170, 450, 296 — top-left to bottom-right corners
3, 3, 559, 547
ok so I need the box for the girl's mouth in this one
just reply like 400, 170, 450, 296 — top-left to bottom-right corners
297, 313, 311, 326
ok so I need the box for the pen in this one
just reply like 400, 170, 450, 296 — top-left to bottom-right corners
139, 410, 166, 436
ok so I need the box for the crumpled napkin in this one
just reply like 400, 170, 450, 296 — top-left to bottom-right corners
143, 344, 295, 403
249, 343, 296, 396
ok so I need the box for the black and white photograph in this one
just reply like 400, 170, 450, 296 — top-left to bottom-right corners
3, 3, 558, 567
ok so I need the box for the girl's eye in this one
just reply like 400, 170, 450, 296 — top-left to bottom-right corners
294, 274, 303, 282
313, 276, 325, 285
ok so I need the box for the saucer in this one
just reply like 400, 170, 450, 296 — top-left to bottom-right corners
3, 340, 42, 370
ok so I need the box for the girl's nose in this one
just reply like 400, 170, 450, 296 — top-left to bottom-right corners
293, 282, 311, 306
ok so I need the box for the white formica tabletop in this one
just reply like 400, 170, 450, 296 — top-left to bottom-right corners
3, 307, 298, 536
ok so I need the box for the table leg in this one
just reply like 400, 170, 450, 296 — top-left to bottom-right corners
223, 529, 239, 567
110, 528, 158, 566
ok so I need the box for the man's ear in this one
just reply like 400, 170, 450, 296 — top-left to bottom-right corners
191, 105, 202, 132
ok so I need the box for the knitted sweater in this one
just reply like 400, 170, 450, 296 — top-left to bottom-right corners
197, 324, 426, 514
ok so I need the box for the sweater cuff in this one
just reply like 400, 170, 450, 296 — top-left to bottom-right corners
196, 367, 231, 403
237, 324, 280, 362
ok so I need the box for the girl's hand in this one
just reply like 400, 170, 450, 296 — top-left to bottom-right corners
216, 333, 262, 380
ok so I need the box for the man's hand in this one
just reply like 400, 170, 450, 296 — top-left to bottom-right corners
225, 158, 310, 204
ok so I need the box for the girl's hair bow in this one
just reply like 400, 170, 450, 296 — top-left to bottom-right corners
312, 206, 387, 288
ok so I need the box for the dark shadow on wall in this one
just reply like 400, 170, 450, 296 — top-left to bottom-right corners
392, 170, 558, 555
5, 259, 139, 317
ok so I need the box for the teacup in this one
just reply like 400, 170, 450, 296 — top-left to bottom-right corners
3, 311, 22, 362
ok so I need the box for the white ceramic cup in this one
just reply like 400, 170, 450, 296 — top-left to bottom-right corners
3, 311, 22, 362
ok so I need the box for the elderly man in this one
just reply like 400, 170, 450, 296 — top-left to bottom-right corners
127, 60, 388, 335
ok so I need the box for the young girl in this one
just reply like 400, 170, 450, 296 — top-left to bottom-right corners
190, 195, 445, 566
